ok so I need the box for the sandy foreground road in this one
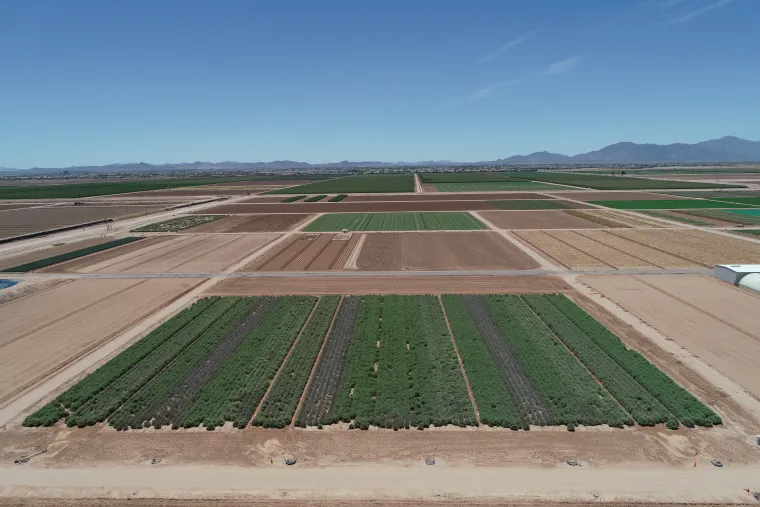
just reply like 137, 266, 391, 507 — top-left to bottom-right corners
2, 463, 760, 503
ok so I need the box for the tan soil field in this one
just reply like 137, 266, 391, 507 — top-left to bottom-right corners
242, 233, 361, 271
570, 210, 668, 228
340, 192, 550, 202
208, 275, 571, 295
546, 191, 687, 201
356, 232, 538, 270
195, 201, 585, 214
574, 230, 702, 268
0, 205, 165, 238
581, 274, 760, 399
0, 203, 40, 211
543, 230, 655, 268
187, 214, 312, 232
0, 278, 201, 404
514, 230, 611, 269
0, 236, 115, 270
611, 229, 760, 266
50, 234, 277, 273
477, 210, 604, 229
41, 236, 174, 273
655, 209, 737, 226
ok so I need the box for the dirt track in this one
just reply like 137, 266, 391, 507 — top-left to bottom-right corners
356, 232, 538, 270
188, 214, 312, 232
0, 278, 201, 404
581, 274, 760, 400
51, 234, 278, 273
478, 210, 604, 229
207, 275, 570, 295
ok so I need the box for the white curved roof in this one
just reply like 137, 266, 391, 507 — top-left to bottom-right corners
738, 273, 760, 292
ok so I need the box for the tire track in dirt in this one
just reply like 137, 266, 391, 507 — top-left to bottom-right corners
342, 233, 366, 269
287, 235, 332, 270
308, 236, 349, 270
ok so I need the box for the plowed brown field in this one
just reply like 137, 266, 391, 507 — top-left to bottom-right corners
0, 205, 165, 238
0, 278, 201, 404
574, 230, 701, 268
242, 233, 360, 271
195, 202, 512, 214
187, 214, 312, 232
208, 275, 571, 295
0, 236, 116, 271
514, 230, 611, 269
478, 210, 603, 229
50, 234, 277, 273
543, 231, 655, 268
356, 232, 538, 270
581, 274, 760, 399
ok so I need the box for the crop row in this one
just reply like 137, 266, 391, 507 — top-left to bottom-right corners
253, 296, 341, 428
1, 237, 143, 273
304, 194, 327, 202
267, 174, 414, 194
133, 215, 225, 232
303, 212, 486, 232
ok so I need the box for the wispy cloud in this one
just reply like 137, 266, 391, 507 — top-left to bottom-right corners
470, 79, 520, 101
542, 56, 582, 76
667, 0, 733, 24
480, 30, 538, 63
586, 1, 656, 33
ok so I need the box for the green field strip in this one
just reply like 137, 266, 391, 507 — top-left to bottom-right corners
434, 182, 569, 192
483, 295, 632, 428
108, 298, 260, 430
420, 172, 514, 183
328, 194, 348, 202
589, 199, 755, 210
522, 295, 673, 426
679, 209, 760, 225
1, 237, 143, 272
726, 208, 760, 216
441, 295, 522, 428
490, 199, 576, 210
178, 296, 317, 429
303, 212, 486, 231
61, 297, 243, 427
732, 229, 760, 236
281, 195, 307, 203
267, 174, 414, 194
545, 295, 721, 428
509, 172, 742, 190
303, 194, 328, 202
253, 296, 341, 428
133, 215, 225, 232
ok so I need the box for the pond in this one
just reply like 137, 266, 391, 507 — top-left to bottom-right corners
0, 279, 19, 290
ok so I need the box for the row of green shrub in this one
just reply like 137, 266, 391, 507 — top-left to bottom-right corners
1, 237, 142, 273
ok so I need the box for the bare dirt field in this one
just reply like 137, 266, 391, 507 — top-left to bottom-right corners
0, 203, 40, 211
0, 237, 115, 271
581, 274, 760, 400
208, 275, 571, 295
478, 210, 604, 229
356, 232, 538, 270
47, 234, 278, 274
653, 210, 737, 226
546, 191, 687, 201
0, 205, 165, 239
124, 189, 244, 197
515, 231, 611, 269
568, 210, 668, 228
0, 278, 201, 405
242, 233, 361, 271
194, 201, 578, 214
188, 214, 312, 233
340, 192, 550, 202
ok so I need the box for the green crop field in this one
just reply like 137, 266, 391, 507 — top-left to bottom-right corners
679, 209, 760, 225
303, 212, 486, 231
419, 172, 513, 183
24, 293, 719, 431
303, 194, 327, 202
705, 196, 760, 207
665, 190, 760, 198
589, 199, 755, 210
281, 195, 306, 203
490, 199, 577, 210
732, 229, 760, 236
0, 237, 142, 272
132, 215, 225, 232
0, 176, 299, 199
328, 194, 348, 202
267, 174, 414, 194
434, 181, 567, 192
505, 172, 743, 190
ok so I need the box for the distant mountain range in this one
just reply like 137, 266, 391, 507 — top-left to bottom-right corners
2, 136, 758, 173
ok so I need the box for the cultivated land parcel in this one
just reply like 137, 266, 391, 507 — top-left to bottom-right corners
5, 169, 760, 505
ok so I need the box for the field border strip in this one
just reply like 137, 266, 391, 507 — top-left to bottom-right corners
437, 295, 480, 424
290, 296, 345, 427
248, 296, 322, 425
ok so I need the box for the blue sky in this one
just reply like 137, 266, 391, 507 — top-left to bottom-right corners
1, 0, 758, 168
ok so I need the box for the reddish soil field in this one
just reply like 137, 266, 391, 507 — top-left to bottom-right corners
337, 192, 551, 202
0, 205, 165, 239
356, 232, 538, 270
0, 278, 201, 404
208, 275, 571, 295
478, 211, 604, 229
188, 214, 312, 232
242, 233, 361, 271
545, 191, 687, 201
195, 202, 516, 214
0, 236, 116, 271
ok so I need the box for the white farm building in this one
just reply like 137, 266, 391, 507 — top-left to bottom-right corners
714, 265, 760, 286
